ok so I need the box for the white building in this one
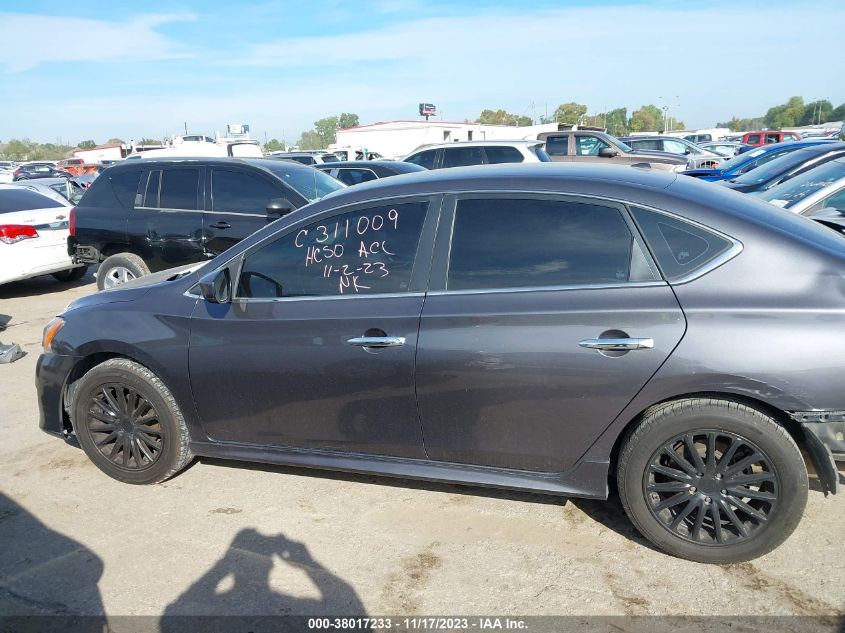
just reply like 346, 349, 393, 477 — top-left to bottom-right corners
334, 120, 559, 160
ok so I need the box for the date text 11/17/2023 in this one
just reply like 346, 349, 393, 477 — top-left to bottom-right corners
295, 208, 402, 294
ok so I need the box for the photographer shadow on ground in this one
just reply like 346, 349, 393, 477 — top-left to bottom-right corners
161, 528, 368, 631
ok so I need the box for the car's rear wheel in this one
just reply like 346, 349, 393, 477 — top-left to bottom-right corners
618, 398, 807, 563
51, 266, 88, 282
96, 253, 149, 290
70, 358, 193, 484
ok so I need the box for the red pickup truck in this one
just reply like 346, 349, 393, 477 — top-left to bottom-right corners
741, 130, 800, 146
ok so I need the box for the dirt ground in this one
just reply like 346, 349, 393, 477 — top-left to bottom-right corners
1, 272, 843, 629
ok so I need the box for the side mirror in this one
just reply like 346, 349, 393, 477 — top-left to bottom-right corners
267, 198, 294, 218
598, 147, 617, 158
198, 268, 232, 304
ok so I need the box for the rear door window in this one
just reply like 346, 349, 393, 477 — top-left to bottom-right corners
159, 168, 200, 210
483, 146, 525, 164
630, 206, 734, 280
544, 136, 569, 157
442, 146, 485, 168
446, 197, 654, 291
630, 139, 661, 151
211, 169, 283, 214
765, 133, 780, 144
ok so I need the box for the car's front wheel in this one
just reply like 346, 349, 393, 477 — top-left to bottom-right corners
96, 253, 150, 290
618, 398, 808, 563
70, 358, 193, 484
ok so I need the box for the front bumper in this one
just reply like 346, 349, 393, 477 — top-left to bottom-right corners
790, 411, 845, 495
36, 352, 80, 438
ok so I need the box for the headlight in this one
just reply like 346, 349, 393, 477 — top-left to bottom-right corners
42, 317, 65, 353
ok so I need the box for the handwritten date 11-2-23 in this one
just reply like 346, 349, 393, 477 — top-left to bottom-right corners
294, 208, 401, 294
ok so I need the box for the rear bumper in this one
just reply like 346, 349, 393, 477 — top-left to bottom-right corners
789, 411, 845, 495
68, 237, 101, 264
36, 352, 79, 437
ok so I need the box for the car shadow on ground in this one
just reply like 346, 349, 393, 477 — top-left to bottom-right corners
0, 269, 96, 300
197, 456, 660, 553
160, 528, 369, 632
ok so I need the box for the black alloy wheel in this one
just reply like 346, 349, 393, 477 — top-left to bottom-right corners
85, 383, 164, 470
72, 358, 193, 484
645, 430, 778, 545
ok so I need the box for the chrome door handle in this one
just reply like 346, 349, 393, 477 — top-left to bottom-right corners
347, 336, 406, 348
578, 338, 654, 351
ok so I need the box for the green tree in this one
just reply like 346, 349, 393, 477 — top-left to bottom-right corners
263, 138, 285, 153
476, 109, 532, 126
763, 96, 805, 129
338, 113, 360, 129
313, 116, 339, 147
800, 100, 833, 126
830, 103, 845, 122
138, 138, 160, 145
4, 139, 31, 160
604, 108, 628, 136
553, 102, 588, 125
628, 105, 665, 132
106, 137, 125, 145
77, 140, 97, 149
296, 130, 324, 150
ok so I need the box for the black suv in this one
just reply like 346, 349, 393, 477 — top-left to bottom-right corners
70, 158, 344, 289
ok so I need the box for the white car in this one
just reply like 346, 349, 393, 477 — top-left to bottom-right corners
0, 188, 87, 285
0, 161, 16, 184
757, 157, 845, 216
0, 179, 82, 206
403, 140, 550, 169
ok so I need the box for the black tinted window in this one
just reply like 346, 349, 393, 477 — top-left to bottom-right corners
0, 189, 63, 213
289, 156, 315, 165
484, 146, 525, 164
544, 136, 569, 156
406, 150, 437, 169
80, 169, 142, 208
237, 201, 428, 298
630, 206, 733, 280
159, 169, 199, 209
212, 169, 281, 214
442, 146, 485, 168
335, 168, 378, 186
448, 198, 641, 290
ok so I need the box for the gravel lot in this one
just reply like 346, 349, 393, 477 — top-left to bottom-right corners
1, 272, 844, 628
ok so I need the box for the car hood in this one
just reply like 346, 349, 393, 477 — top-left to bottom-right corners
62, 262, 206, 314
626, 150, 687, 165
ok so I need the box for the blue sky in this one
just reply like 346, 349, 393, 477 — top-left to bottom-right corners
2, 0, 844, 145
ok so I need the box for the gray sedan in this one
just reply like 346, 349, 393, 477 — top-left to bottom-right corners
36, 163, 844, 564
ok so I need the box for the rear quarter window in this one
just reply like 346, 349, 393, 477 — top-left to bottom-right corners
78, 170, 142, 208
0, 189, 64, 212
630, 206, 734, 280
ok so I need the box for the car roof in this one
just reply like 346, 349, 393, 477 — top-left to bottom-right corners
411, 140, 542, 151
316, 160, 425, 171
105, 157, 318, 173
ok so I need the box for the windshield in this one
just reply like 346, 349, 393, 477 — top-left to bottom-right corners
758, 159, 845, 207
605, 134, 633, 153
265, 164, 346, 201
731, 148, 818, 186
714, 147, 770, 172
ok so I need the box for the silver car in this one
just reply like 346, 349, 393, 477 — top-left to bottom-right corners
0, 178, 84, 205
757, 157, 845, 215
621, 136, 724, 169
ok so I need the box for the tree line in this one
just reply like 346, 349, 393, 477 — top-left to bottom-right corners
0, 137, 160, 161
717, 96, 845, 132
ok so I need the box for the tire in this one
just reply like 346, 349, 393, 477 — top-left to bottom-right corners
70, 358, 193, 484
617, 398, 807, 563
96, 253, 150, 291
51, 265, 88, 282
